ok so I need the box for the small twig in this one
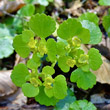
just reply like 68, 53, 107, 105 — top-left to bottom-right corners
0, 9, 16, 18
0, 9, 28, 21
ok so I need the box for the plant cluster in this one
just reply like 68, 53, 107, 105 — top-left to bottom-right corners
11, 13, 102, 108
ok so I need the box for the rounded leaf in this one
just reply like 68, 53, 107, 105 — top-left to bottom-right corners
57, 18, 82, 40
29, 13, 56, 38
102, 15, 110, 37
22, 83, 39, 97
53, 75, 67, 99
22, 30, 34, 43
11, 63, 30, 87
81, 20, 102, 44
70, 100, 96, 110
18, 4, 35, 16
88, 48, 103, 71
42, 66, 55, 75
46, 38, 57, 62
13, 35, 30, 58
78, 12, 99, 25
35, 86, 59, 106
70, 68, 96, 90
58, 56, 71, 73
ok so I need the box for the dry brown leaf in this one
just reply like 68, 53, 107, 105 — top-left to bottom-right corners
94, 56, 110, 84
65, 0, 82, 16
54, 0, 64, 8
0, 70, 27, 107
0, 70, 17, 97
0, 0, 25, 16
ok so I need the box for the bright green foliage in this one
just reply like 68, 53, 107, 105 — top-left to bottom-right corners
32, 53, 41, 65
44, 77, 54, 89
99, 0, 110, 6
22, 83, 39, 97
11, 63, 30, 87
22, 30, 34, 43
54, 88, 76, 110
37, 38, 47, 56
27, 59, 38, 69
53, 75, 67, 99
46, 38, 57, 62
35, 86, 59, 106
29, 13, 56, 38
57, 19, 90, 44
102, 15, 110, 37
70, 68, 96, 90
77, 28, 90, 44
81, 20, 102, 44
88, 48, 103, 71
57, 19, 82, 40
69, 100, 96, 110
42, 66, 55, 75
11, 13, 102, 107
79, 12, 99, 25
78, 54, 89, 64
13, 35, 30, 58
17, 4, 35, 17
66, 58, 76, 68
43, 75, 68, 99
57, 41, 67, 56
0, 37, 14, 59
58, 56, 71, 72
44, 87, 54, 98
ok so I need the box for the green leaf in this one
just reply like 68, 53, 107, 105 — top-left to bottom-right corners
35, 86, 59, 106
54, 88, 76, 110
37, 0, 49, 6
17, 4, 35, 16
22, 83, 39, 97
88, 48, 103, 71
36, 5, 46, 14
70, 100, 96, 110
29, 13, 56, 38
58, 56, 71, 73
57, 18, 82, 40
42, 66, 55, 75
78, 12, 99, 25
102, 15, 110, 37
0, 23, 12, 38
77, 28, 90, 44
53, 75, 67, 99
13, 17, 23, 34
0, 37, 14, 59
99, 0, 110, 6
13, 35, 30, 58
22, 30, 34, 43
46, 38, 57, 62
70, 68, 96, 90
24, 0, 34, 3
44, 87, 53, 98
27, 59, 38, 69
11, 63, 30, 87
80, 20, 102, 44
57, 41, 67, 56
32, 53, 41, 64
